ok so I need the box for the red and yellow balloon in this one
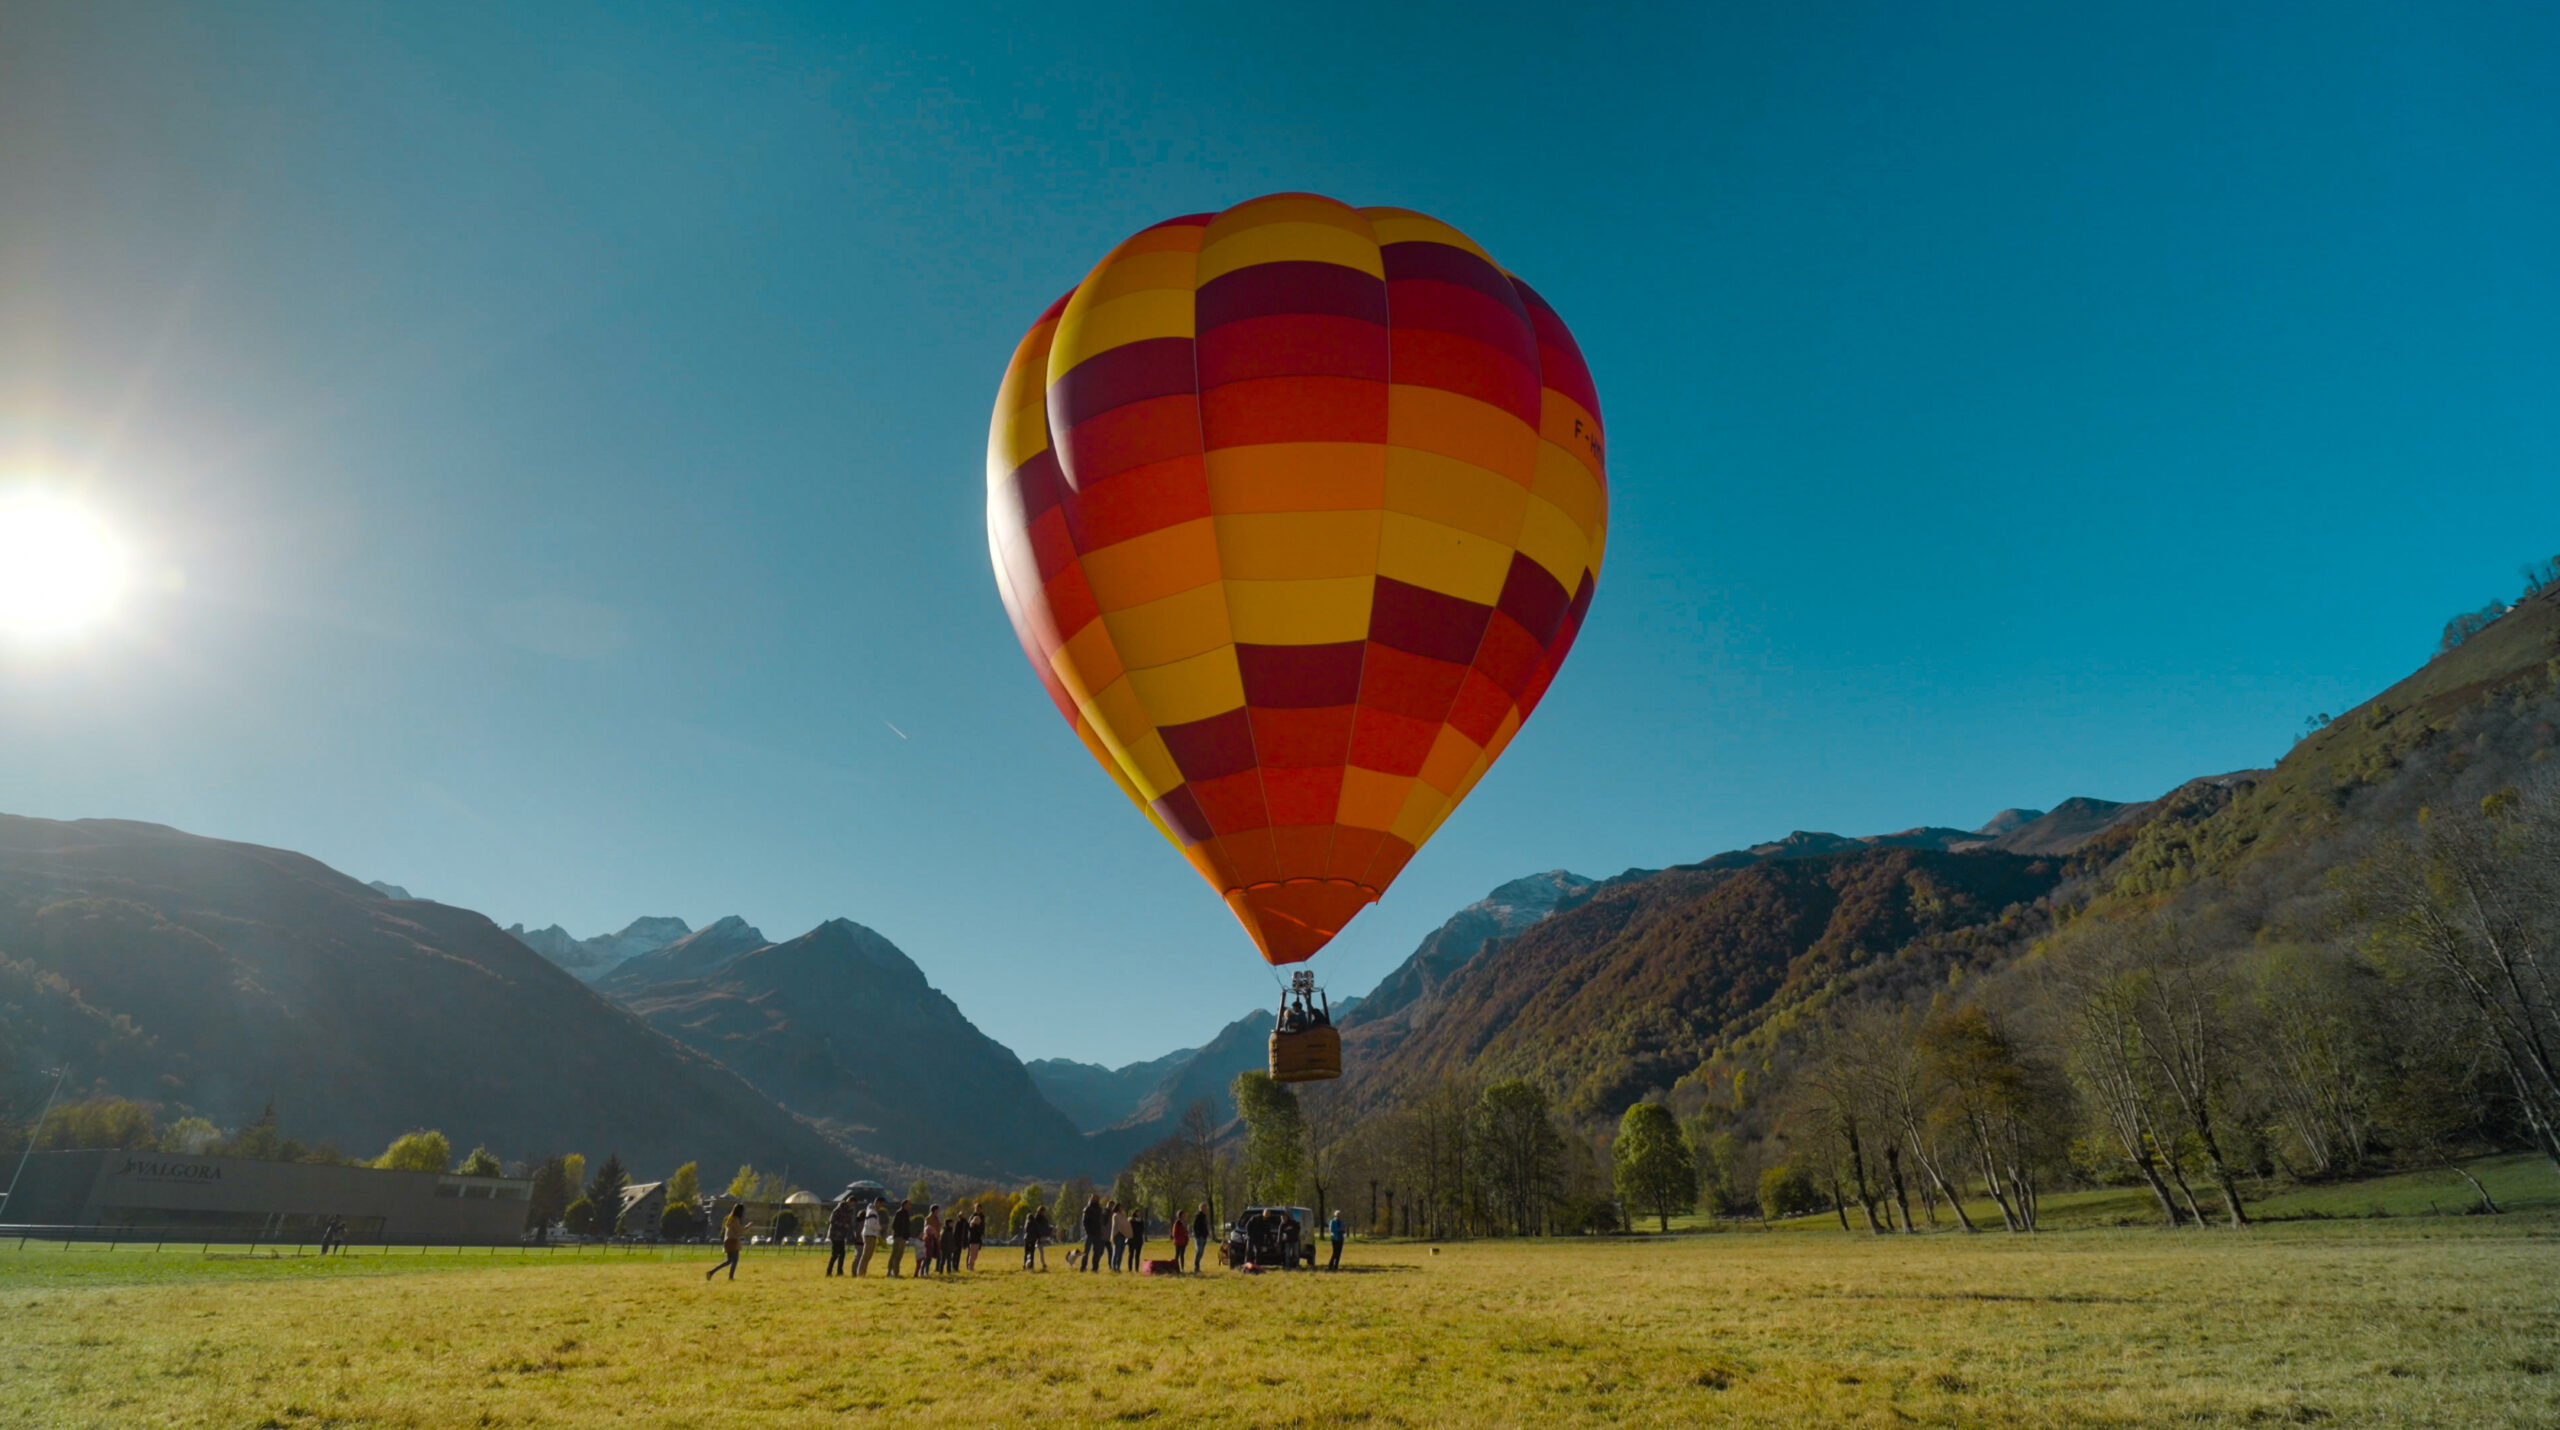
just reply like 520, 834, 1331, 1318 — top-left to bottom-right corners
987, 193, 1606, 964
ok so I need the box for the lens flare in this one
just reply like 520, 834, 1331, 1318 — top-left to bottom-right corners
0, 494, 128, 637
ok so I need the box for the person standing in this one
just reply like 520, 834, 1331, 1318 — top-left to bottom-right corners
705, 1203, 748, 1281
1190, 1204, 1211, 1274
1129, 1206, 1149, 1270
1108, 1201, 1130, 1272
965, 1209, 985, 1271
856, 1198, 883, 1276
888, 1199, 914, 1278
922, 1206, 943, 1277
1080, 1193, 1106, 1273
1023, 1205, 1047, 1270
1168, 1210, 1189, 1273
826, 1193, 855, 1276
1327, 1210, 1347, 1271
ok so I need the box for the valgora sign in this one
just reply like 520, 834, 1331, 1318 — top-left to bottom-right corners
116, 1158, 223, 1183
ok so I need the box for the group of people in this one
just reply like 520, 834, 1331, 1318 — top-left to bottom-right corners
1052, 1193, 1213, 1273
699, 1186, 1348, 1282
825, 1194, 985, 1278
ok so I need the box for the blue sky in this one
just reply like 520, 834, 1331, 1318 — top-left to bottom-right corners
3, 1, 2554, 1066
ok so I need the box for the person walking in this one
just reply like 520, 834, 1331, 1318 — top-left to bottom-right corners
888, 1199, 914, 1278
855, 1198, 883, 1276
1108, 1201, 1130, 1272
1190, 1204, 1211, 1274
1023, 1205, 1047, 1270
705, 1203, 747, 1281
1168, 1210, 1189, 1273
826, 1193, 855, 1276
1080, 1193, 1106, 1273
1327, 1210, 1347, 1271
1129, 1206, 1149, 1270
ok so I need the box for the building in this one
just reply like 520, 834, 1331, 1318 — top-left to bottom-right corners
3, 1150, 533, 1244
618, 1179, 668, 1235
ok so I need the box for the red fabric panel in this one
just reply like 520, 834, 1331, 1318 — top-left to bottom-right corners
1237, 642, 1366, 708
1196, 314, 1390, 386
1370, 578, 1492, 664
1189, 769, 1273, 835
1158, 707, 1259, 783
1261, 765, 1345, 826
1355, 643, 1468, 722
1248, 705, 1356, 766
1065, 455, 1211, 550
1057, 393, 1203, 488
1348, 706, 1438, 775
1198, 375, 1388, 448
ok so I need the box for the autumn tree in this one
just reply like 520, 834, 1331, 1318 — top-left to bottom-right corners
373, 1129, 451, 1173
1612, 1101, 1696, 1232
1232, 1071, 1305, 1205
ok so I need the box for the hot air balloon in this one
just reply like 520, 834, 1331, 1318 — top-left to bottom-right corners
986, 193, 1606, 1080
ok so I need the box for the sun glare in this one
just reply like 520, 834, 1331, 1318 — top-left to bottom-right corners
0, 494, 128, 638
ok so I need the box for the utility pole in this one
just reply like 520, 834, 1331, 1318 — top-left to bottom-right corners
2, 1066, 72, 1220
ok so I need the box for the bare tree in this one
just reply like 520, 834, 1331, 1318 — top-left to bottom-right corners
2364, 778, 2560, 1174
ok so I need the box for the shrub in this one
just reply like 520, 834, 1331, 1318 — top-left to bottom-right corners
1758, 1164, 1819, 1220
660, 1203, 702, 1241
562, 1197, 597, 1236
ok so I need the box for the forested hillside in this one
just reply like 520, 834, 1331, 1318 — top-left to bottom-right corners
1262, 572, 2560, 1240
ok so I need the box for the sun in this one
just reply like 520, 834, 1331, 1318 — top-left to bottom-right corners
0, 494, 128, 637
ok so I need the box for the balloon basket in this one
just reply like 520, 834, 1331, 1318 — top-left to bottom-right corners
1268, 1024, 1341, 1083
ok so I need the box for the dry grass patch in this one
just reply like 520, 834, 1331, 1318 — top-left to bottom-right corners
6, 1218, 2559, 1427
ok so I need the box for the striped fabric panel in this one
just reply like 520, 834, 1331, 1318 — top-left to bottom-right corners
990, 194, 1605, 965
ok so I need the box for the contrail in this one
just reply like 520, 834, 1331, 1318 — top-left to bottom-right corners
883, 720, 908, 740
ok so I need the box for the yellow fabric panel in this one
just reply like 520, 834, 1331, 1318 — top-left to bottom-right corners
1049, 618, 1124, 704
1389, 385, 1539, 483
988, 322, 1058, 471
1531, 441, 1605, 541
1079, 518, 1221, 612
1376, 511, 1513, 604
1119, 729, 1184, 801
1212, 510, 1383, 580
1073, 713, 1155, 816
1417, 724, 1482, 795
1087, 674, 1154, 748
1514, 493, 1593, 591
1205, 443, 1387, 513
1125, 644, 1246, 727
1224, 575, 1373, 645
1049, 288, 1196, 377
1101, 580, 1235, 670
993, 401, 1054, 479
1205, 193, 1374, 242
1197, 222, 1385, 284
1384, 448, 1530, 545
1388, 781, 1449, 845
1336, 766, 1412, 830
1078, 249, 1200, 307
1360, 207, 1497, 264
1081, 713, 1161, 802
1538, 389, 1605, 483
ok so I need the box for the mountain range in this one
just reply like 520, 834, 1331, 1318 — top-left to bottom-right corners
13, 577, 2549, 1191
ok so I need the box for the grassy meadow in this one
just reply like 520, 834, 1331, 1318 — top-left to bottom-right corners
8, 1195, 2559, 1428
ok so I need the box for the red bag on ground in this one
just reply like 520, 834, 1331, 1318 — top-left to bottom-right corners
1141, 1259, 1183, 1275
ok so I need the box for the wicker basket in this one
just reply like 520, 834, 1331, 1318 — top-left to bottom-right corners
1267, 1025, 1342, 1082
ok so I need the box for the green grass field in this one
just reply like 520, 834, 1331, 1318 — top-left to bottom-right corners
8, 1183, 2559, 1427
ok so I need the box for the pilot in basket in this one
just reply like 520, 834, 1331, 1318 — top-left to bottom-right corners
1267, 969, 1340, 1083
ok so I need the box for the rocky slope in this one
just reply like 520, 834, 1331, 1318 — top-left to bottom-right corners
611, 918, 1097, 1180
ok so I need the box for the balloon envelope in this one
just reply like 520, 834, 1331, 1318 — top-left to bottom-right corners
987, 193, 1607, 964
